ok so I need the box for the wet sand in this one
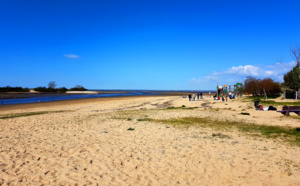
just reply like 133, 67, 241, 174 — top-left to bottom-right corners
0, 96, 299, 185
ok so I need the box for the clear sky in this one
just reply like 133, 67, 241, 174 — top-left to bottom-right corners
1, 0, 299, 90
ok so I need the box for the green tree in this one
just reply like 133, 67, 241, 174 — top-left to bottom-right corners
283, 65, 300, 92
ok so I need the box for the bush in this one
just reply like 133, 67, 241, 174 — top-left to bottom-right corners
0, 86, 30, 92
56, 87, 68, 93
34, 86, 51, 92
69, 85, 87, 91
34, 86, 68, 93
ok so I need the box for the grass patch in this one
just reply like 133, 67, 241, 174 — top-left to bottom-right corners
212, 133, 231, 139
144, 117, 300, 146
111, 109, 300, 146
167, 106, 198, 110
0, 111, 64, 119
241, 112, 250, 115
260, 100, 300, 106
137, 118, 151, 122
245, 97, 300, 106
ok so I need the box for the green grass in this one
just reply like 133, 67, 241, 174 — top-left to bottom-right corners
212, 133, 231, 139
111, 109, 300, 146
137, 118, 151, 122
245, 96, 300, 106
140, 116, 300, 146
167, 106, 198, 110
0, 111, 64, 119
260, 100, 300, 106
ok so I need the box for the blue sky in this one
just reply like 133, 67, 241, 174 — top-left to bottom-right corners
1, 0, 299, 90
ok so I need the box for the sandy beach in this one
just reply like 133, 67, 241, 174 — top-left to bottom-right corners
0, 95, 300, 185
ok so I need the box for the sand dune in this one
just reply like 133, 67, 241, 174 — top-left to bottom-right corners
0, 96, 299, 185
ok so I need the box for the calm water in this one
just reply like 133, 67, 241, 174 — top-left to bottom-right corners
0, 91, 152, 105
1, 90, 213, 105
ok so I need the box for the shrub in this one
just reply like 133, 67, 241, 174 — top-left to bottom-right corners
69, 85, 87, 91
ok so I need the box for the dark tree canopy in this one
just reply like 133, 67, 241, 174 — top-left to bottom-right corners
244, 76, 281, 97
69, 85, 87, 91
283, 65, 300, 91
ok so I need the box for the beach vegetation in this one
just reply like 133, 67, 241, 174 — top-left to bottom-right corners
0, 111, 64, 119
212, 133, 231, 139
244, 97, 300, 106
260, 100, 300, 106
166, 106, 198, 109
110, 107, 300, 145
69, 85, 87, 91
137, 118, 151, 121
283, 65, 300, 92
241, 112, 250, 115
0, 86, 30, 92
131, 116, 300, 146
34, 86, 68, 93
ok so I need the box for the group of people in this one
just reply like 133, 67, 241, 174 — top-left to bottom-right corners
187, 92, 203, 101
185, 91, 233, 102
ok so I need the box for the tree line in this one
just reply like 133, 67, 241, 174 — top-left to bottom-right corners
0, 81, 87, 93
244, 77, 281, 97
244, 45, 300, 98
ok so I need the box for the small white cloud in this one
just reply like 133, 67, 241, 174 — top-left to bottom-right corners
190, 78, 202, 83
205, 76, 219, 80
265, 71, 274, 76
64, 54, 80, 58
227, 65, 261, 76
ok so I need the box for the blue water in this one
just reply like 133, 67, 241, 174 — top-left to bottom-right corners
1, 90, 215, 105
1, 91, 156, 105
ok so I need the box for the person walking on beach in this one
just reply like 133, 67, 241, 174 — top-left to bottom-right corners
188, 94, 192, 101
192, 94, 196, 101
200, 92, 203, 99
209, 92, 211, 97
225, 95, 228, 102
197, 93, 200, 100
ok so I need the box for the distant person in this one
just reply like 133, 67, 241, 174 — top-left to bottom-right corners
192, 94, 196, 101
225, 95, 228, 102
209, 92, 211, 97
188, 94, 192, 101
197, 93, 200, 100
200, 92, 203, 99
